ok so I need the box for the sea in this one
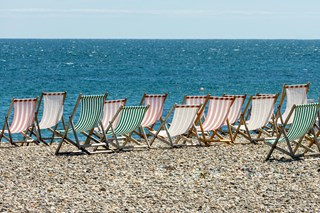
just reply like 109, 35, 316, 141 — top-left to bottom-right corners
0, 39, 319, 125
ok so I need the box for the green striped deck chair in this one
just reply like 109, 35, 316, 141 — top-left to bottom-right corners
55, 93, 107, 155
265, 103, 320, 161
93, 105, 150, 151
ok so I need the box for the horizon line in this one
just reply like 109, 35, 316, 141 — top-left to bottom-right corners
1, 37, 320, 40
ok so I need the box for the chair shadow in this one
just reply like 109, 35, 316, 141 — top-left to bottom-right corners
267, 156, 304, 163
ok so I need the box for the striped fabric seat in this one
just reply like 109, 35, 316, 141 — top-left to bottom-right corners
196, 97, 234, 131
269, 103, 319, 143
150, 104, 201, 147
184, 95, 208, 105
106, 106, 149, 136
232, 94, 279, 143
183, 95, 209, 118
38, 92, 66, 129
277, 83, 309, 124
241, 96, 276, 131
195, 97, 234, 144
98, 99, 127, 131
0, 98, 38, 145
95, 105, 150, 151
265, 103, 320, 161
70, 95, 105, 133
160, 105, 199, 137
140, 94, 167, 127
223, 95, 246, 125
5, 99, 38, 133
55, 93, 107, 155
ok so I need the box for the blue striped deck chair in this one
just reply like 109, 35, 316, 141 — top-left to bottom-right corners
91, 105, 150, 151
55, 93, 107, 155
265, 103, 320, 161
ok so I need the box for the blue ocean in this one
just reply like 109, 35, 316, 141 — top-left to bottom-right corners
0, 39, 319, 122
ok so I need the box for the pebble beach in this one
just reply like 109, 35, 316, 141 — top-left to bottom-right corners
1, 138, 320, 212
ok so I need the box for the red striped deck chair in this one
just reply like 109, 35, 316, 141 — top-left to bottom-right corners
276, 83, 310, 125
222, 95, 246, 142
0, 98, 38, 146
232, 94, 279, 143
31, 92, 67, 145
140, 93, 167, 130
149, 104, 202, 147
182, 95, 210, 122
194, 96, 235, 145
134, 94, 167, 142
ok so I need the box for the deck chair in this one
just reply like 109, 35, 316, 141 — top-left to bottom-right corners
133, 94, 167, 140
140, 93, 167, 129
194, 96, 235, 145
55, 93, 107, 155
92, 105, 150, 151
149, 104, 202, 147
98, 98, 127, 132
232, 94, 279, 143
276, 83, 310, 125
182, 95, 210, 122
222, 95, 246, 142
182, 95, 210, 105
265, 103, 320, 161
30, 92, 67, 145
92, 98, 127, 144
0, 98, 38, 146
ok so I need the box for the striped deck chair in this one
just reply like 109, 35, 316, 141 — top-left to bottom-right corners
140, 94, 167, 129
232, 94, 279, 143
276, 83, 310, 125
182, 94, 210, 123
55, 93, 107, 155
0, 98, 38, 146
149, 104, 202, 147
222, 95, 246, 142
134, 94, 167, 141
92, 105, 150, 151
98, 98, 127, 132
265, 103, 320, 161
194, 96, 235, 145
31, 92, 67, 145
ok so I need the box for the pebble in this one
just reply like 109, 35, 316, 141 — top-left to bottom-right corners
0, 136, 319, 212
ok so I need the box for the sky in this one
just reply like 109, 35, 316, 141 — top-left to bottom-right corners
1, 0, 320, 39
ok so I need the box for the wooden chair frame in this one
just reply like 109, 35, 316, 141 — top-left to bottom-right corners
133, 93, 168, 142
55, 93, 107, 155
0, 98, 39, 146
29, 92, 67, 145
232, 94, 279, 143
149, 104, 202, 147
265, 103, 320, 161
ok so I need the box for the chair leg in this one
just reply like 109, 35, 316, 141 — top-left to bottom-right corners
6, 118, 15, 146
50, 124, 59, 145
0, 118, 7, 143
265, 141, 278, 161
140, 127, 150, 148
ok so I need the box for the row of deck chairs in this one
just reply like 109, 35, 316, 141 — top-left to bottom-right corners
0, 83, 319, 161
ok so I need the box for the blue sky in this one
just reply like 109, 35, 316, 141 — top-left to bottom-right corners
1, 0, 320, 39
